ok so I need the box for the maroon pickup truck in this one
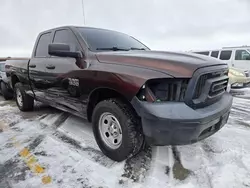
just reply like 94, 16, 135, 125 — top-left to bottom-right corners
5, 26, 233, 161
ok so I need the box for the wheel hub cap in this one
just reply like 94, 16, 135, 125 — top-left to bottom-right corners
16, 89, 23, 107
99, 112, 122, 149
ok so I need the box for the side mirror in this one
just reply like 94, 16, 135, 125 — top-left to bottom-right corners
48, 43, 82, 58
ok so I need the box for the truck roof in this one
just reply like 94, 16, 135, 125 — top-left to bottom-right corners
39, 26, 127, 35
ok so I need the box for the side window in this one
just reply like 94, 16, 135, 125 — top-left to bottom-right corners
211, 51, 219, 58
235, 50, 250, 60
35, 32, 51, 57
53, 29, 80, 51
0, 64, 3, 72
194, 51, 210, 56
219, 50, 232, 60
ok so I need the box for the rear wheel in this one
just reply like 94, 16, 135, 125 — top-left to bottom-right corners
92, 98, 144, 161
0, 82, 13, 100
14, 82, 34, 111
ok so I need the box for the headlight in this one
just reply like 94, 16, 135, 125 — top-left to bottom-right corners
229, 69, 245, 76
137, 78, 190, 102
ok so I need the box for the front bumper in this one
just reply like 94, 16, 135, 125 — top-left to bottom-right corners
131, 92, 233, 146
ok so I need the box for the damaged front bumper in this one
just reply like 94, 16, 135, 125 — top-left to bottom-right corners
131, 92, 233, 146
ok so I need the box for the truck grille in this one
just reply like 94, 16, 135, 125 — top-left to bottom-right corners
193, 70, 228, 100
209, 79, 228, 97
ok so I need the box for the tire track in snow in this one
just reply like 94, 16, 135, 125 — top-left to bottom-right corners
172, 146, 192, 181
119, 145, 152, 184
135, 146, 174, 188
53, 131, 116, 168
177, 143, 214, 188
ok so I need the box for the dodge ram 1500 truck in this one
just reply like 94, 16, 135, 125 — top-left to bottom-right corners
5, 26, 233, 161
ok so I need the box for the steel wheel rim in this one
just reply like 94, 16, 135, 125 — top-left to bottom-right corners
98, 112, 122, 149
16, 89, 23, 107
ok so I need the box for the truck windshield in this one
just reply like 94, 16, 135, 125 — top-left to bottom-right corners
77, 27, 150, 52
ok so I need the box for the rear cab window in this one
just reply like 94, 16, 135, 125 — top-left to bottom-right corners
35, 32, 52, 57
219, 50, 232, 60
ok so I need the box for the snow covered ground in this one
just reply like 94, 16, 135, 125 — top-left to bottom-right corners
0, 88, 250, 188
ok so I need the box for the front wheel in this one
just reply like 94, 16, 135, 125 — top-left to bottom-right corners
14, 83, 34, 111
92, 98, 144, 162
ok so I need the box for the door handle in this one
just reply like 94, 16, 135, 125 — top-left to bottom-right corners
29, 64, 36, 68
46, 65, 55, 69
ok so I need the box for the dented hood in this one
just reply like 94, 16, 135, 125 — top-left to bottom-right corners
96, 50, 227, 77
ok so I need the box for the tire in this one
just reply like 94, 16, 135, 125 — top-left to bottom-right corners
92, 98, 144, 161
0, 82, 13, 100
14, 82, 34, 111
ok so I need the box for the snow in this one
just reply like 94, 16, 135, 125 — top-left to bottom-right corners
1, 88, 250, 188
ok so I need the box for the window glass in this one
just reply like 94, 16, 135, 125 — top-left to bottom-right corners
235, 50, 250, 60
35, 32, 51, 57
53, 29, 80, 51
0, 63, 4, 72
194, 51, 210, 56
211, 51, 219, 58
219, 50, 232, 60
78, 27, 149, 51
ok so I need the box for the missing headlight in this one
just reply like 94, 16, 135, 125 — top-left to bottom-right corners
137, 78, 189, 102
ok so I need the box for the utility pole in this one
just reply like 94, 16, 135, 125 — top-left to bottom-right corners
81, 0, 86, 25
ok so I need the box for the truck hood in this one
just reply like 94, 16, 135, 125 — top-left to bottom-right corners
96, 50, 226, 77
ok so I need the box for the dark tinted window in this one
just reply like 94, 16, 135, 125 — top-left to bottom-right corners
35, 32, 51, 57
78, 28, 149, 51
0, 63, 5, 72
235, 50, 250, 60
53, 29, 80, 51
194, 51, 210, 56
219, 50, 232, 60
211, 51, 219, 58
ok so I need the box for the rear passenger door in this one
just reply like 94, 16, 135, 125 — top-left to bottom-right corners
44, 29, 87, 114
29, 32, 52, 95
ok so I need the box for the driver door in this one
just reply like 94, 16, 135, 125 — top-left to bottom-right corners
44, 29, 88, 116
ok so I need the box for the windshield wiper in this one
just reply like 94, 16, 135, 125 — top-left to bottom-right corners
96, 47, 130, 51
130, 47, 146, 50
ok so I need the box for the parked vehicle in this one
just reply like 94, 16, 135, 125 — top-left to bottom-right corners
228, 67, 250, 88
192, 46, 250, 71
5, 26, 233, 161
0, 59, 13, 100
192, 47, 250, 88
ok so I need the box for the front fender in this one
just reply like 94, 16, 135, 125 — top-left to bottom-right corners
85, 63, 173, 100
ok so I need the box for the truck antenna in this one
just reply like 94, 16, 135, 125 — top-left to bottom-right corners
81, 0, 86, 25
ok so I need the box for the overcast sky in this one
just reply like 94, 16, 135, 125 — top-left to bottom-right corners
0, 0, 250, 57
